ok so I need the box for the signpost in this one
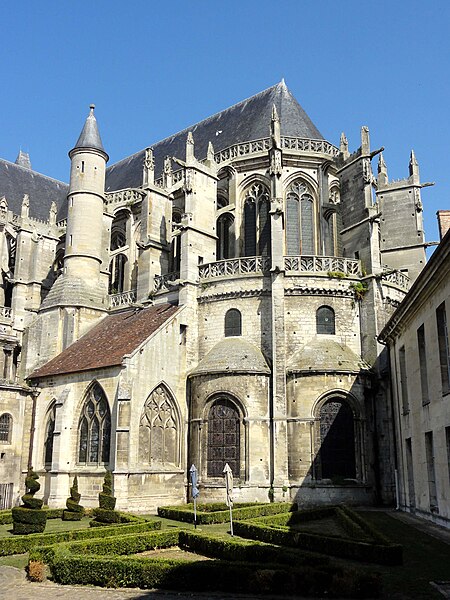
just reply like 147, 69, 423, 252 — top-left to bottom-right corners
189, 464, 199, 529
223, 463, 234, 536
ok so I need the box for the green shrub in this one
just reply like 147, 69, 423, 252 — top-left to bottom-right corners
2, 518, 160, 557
46, 553, 381, 597
157, 501, 296, 524
90, 470, 120, 527
63, 476, 84, 521
234, 511, 403, 566
12, 469, 47, 534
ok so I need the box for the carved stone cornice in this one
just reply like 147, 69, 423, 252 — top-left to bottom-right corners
285, 286, 354, 298
198, 289, 270, 304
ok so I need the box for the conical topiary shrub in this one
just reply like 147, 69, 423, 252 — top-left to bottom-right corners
12, 468, 47, 534
90, 470, 120, 527
62, 475, 84, 521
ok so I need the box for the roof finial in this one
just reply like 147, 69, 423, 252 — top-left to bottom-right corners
339, 132, 349, 158
70, 104, 108, 160
186, 131, 195, 162
409, 149, 419, 178
377, 152, 388, 185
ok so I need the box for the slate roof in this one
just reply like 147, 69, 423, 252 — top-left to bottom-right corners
105, 80, 324, 192
286, 339, 371, 374
0, 157, 68, 221
72, 105, 107, 157
29, 303, 179, 379
189, 338, 271, 376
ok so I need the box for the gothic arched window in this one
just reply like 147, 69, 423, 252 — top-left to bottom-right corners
207, 398, 240, 477
139, 384, 179, 466
224, 309, 242, 337
78, 384, 111, 464
44, 404, 56, 466
217, 213, 234, 260
316, 306, 335, 335
0, 413, 12, 443
286, 181, 315, 255
243, 183, 271, 257
108, 253, 127, 294
319, 399, 356, 479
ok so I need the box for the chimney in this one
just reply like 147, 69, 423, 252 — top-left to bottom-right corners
437, 210, 450, 240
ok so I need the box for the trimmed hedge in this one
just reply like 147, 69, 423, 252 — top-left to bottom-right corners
45, 550, 381, 597
234, 506, 403, 565
13, 469, 47, 534
0, 518, 160, 556
178, 530, 329, 567
158, 501, 296, 524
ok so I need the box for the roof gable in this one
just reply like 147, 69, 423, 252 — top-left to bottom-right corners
105, 81, 323, 192
29, 303, 179, 379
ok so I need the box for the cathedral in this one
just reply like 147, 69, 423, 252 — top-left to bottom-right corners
0, 81, 430, 512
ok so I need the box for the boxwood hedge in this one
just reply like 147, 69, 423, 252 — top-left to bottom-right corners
0, 517, 160, 556
47, 554, 381, 597
158, 501, 296, 524
233, 506, 402, 565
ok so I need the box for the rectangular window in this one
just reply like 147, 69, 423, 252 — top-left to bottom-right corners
405, 438, 415, 509
417, 325, 429, 405
425, 431, 438, 513
399, 346, 409, 413
436, 302, 450, 394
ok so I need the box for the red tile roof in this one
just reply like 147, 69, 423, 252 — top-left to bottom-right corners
29, 303, 179, 379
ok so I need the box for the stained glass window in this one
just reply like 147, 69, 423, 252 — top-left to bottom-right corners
319, 400, 355, 479
207, 398, 240, 477
78, 384, 111, 464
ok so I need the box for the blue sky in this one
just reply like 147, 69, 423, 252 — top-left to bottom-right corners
1, 0, 449, 242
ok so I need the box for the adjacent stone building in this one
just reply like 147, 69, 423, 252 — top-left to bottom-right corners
0, 82, 432, 511
380, 214, 450, 528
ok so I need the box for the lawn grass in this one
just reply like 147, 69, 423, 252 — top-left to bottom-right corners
357, 511, 450, 599
0, 515, 91, 538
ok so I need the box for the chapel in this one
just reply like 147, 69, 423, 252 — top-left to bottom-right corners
0, 81, 429, 510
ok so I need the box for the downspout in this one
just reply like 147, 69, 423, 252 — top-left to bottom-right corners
27, 384, 41, 470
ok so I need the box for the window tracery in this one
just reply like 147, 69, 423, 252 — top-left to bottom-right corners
44, 404, 56, 466
139, 385, 179, 466
216, 213, 234, 260
207, 398, 240, 477
286, 180, 315, 255
319, 399, 356, 479
78, 384, 111, 464
243, 183, 271, 257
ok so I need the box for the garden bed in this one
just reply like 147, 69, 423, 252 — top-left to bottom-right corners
233, 505, 402, 565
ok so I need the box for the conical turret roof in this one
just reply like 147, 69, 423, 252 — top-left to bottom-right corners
71, 104, 107, 158
106, 81, 324, 191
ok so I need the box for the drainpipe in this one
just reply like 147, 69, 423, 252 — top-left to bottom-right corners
27, 384, 41, 470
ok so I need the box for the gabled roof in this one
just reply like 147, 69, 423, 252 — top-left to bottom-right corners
105, 80, 323, 192
29, 303, 179, 379
0, 158, 68, 221
189, 337, 270, 377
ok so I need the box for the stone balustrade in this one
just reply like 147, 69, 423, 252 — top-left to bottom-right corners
199, 256, 271, 279
284, 255, 360, 276
154, 272, 180, 293
105, 189, 144, 207
108, 289, 137, 309
0, 306, 13, 321
382, 269, 410, 291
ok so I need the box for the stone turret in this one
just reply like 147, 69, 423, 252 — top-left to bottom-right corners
65, 105, 108, 285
